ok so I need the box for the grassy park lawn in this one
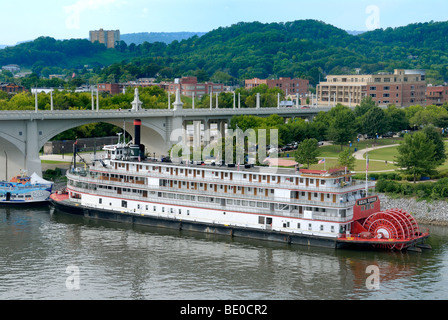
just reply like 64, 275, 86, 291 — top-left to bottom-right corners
366, 146, 400, 162
41, 160, 72, 164
318, 138, 402, 158
308, 158, 397, 172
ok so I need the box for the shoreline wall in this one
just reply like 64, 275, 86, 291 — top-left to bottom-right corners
380, 194, 448, 226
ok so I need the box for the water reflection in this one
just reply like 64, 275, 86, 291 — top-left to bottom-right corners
0, 206, 446, 300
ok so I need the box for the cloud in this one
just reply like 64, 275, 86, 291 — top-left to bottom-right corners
64, 0, 123, 29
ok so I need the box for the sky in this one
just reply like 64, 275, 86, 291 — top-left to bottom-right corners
1, 0, 448, 45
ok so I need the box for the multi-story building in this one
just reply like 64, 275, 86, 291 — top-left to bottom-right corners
1, 64, 21, 73
98, 83, 123, 95
245, 77, 309, 96
0, 83, 26, 94
317, 69, 426, 107
164, 76, 224, 98
426, 85, 448, 106
89, 29, 120, 49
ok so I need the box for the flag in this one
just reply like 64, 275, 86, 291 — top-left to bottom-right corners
318, 158, 325, 164
366, 155, 369, 171
72, 73, 76, 78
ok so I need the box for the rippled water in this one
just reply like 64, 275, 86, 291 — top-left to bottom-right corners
1, 205, 447, 300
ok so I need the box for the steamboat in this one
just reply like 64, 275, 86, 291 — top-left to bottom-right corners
50, 119, 429, 251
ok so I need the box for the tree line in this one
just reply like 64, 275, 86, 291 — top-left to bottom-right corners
3, 20, 448, 89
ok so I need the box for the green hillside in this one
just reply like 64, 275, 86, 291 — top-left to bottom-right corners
2, 19, 448, 85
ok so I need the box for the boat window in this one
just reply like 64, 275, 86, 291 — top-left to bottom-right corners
121, 200, 127, 208
258, 216, 265, 224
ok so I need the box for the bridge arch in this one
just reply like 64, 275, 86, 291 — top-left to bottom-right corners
0, 136, 26, 180
0, 117, 169, 180
39, 118, 168, 156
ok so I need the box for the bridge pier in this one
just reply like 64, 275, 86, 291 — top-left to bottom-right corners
25, 120, 42, 179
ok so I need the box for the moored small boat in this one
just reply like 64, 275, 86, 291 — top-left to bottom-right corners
0, 172, 53, 205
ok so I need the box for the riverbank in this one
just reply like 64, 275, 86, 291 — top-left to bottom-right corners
380, 193, 448, 226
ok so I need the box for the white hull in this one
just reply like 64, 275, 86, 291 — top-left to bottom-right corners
68, 187, 344, 240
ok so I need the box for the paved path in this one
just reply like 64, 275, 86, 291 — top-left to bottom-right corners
352, 144, 399, 160
352, 144, 400, 173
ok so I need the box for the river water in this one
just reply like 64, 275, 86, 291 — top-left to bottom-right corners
1, 204, 447, 301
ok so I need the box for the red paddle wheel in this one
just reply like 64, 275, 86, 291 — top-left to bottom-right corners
362, 209, 420, 250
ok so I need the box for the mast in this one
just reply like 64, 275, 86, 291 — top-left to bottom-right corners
365, 147, 369, 196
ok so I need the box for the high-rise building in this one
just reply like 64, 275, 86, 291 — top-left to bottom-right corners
316, 69, 426, 107
89, 29, 120, 49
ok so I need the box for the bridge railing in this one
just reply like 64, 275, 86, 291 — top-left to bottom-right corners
0, 106, 329, 120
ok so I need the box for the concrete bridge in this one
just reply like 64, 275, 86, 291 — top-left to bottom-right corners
0, 89, 330, 180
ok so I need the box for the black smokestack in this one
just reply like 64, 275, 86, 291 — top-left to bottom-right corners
134, 119, 141, 146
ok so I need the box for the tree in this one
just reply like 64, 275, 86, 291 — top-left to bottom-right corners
384, 105, 408, 133
295, 138, 320, 168
354, 96, 376, 118
361, 106, 389, 137
327, 104, 357, 150
423, 125, 447, 165
395, 132, 437, 183
338, 148, 356, 171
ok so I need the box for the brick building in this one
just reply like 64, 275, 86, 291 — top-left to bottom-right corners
245, 77, 309, 96
426, 86, 448, 106
0, 83, 26, 94
89, 29, 120, 49
98, 83, 123, 95
316, 69, 426, 107
164, 76, 224, 98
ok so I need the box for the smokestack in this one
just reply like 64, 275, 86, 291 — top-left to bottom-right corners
134, 119, 141, 146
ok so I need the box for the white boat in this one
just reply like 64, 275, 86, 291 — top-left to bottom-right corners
0, 172, 53, 204
50, 120, 429, 250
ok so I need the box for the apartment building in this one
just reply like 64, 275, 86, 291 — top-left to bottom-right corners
89, 29, 120, 49
164, 76, 224, 98
317, 69, 426, 107
426, 85, 448, 106
245, 77, 309, 96
98, 83, 123, 95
